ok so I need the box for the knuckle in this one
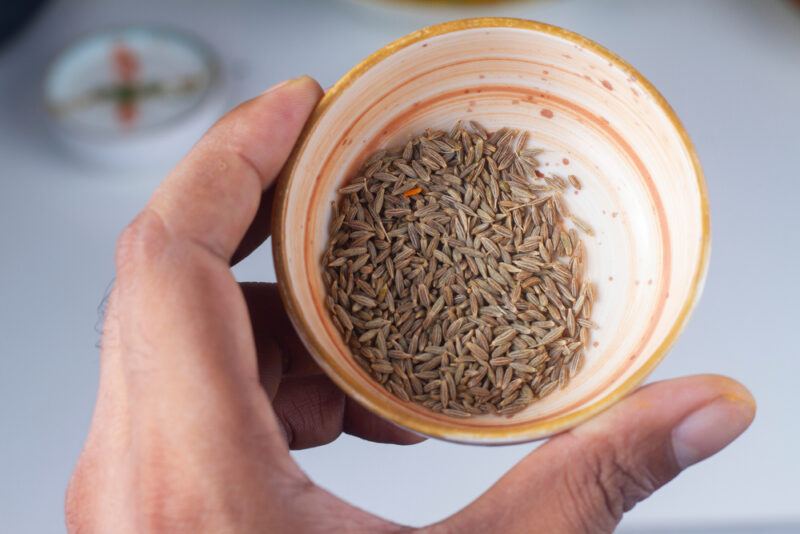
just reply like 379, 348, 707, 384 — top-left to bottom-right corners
603, 452, 659, 514
114, 210, 170, 277
274, 377, 345, 449
563, 437, 659, 533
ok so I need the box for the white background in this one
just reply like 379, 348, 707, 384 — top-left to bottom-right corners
1, 0, 798, 532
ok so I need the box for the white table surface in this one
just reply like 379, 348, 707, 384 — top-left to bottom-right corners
1, 0, 798, 532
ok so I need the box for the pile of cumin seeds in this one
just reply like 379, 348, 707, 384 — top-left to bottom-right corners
322, 121, 595, 418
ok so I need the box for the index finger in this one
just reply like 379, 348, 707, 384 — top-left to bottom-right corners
109, 78, 323, 472
149, 76, 322, 261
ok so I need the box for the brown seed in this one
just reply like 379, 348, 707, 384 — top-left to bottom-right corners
351, 294, 378, 308
466, 342, 490, 361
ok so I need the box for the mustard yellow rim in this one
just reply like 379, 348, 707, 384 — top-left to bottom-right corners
273, 17, 711, 443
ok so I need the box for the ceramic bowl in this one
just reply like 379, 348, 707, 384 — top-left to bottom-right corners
273, 18, 709, 444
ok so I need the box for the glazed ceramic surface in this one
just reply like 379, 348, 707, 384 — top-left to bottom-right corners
274, 18, 709, 444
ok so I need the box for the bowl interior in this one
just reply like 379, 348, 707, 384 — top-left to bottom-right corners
276, 20, 708, 443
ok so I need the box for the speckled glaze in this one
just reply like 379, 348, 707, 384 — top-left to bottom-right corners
273, 18, 710, 444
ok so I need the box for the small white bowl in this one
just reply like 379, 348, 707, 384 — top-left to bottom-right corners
274, 18, 710, 444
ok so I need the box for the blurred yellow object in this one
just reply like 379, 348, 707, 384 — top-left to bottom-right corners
383, 0, 524, 4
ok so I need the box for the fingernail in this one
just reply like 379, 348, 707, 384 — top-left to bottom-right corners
672, 394, 755, 469
261, 75, 312, 95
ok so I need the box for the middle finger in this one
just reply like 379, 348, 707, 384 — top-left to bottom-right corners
241, 281, 425, 448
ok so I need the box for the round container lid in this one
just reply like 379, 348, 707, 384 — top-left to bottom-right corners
43, 26, 225, 166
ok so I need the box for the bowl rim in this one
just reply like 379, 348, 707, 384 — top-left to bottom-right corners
272, 17, 711, 444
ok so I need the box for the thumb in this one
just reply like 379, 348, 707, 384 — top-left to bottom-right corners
441, 375, 755, 534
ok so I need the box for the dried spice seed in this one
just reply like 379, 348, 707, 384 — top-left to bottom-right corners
322, 121, 595, 418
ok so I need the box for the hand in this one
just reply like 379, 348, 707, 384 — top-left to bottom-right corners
65, 77, 755, 534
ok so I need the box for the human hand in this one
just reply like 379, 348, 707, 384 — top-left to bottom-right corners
65, 77, 755, 533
